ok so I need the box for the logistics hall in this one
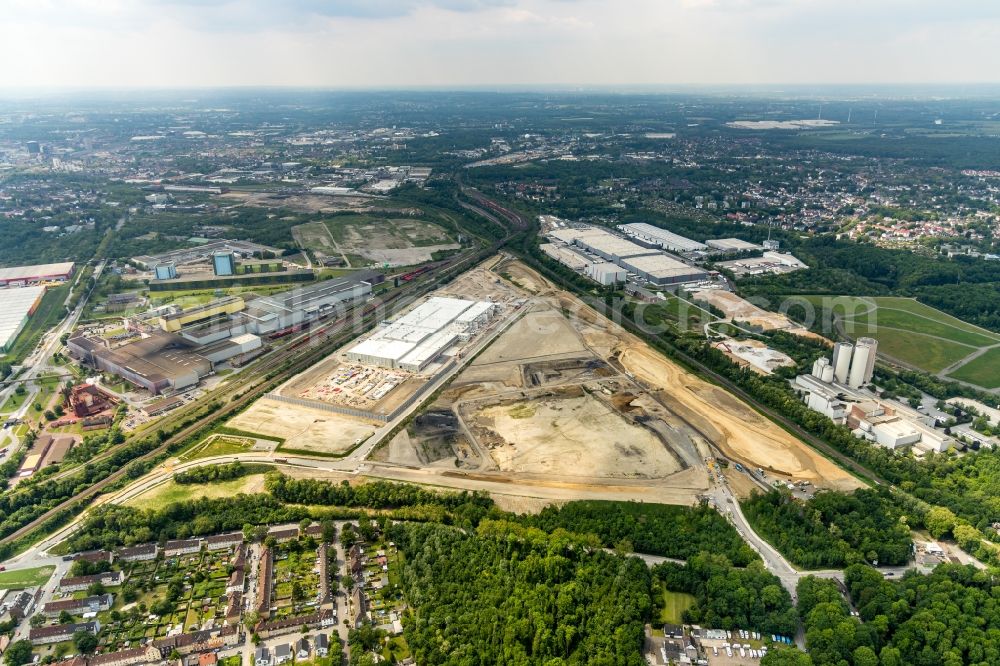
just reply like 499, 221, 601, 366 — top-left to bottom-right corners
346, 296, 496, 373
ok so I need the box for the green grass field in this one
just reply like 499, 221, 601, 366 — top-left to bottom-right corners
948, 347, 1000, 389
126, 474, 268, 510
659, 590, 696, 624
0, 565, 55, 589
789, 295, 1000, 384
0, 387, 32, 415
178, 434, 257, 461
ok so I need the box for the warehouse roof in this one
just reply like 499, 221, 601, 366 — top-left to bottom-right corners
575, 230, 660, 259
0, 285, 45, 350
706, 237, 762, 251
618, 223, 708, 252
0, 262, 75, 282
621, 254, 709, 280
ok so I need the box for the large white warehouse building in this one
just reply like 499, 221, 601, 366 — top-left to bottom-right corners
616, 223, 707, 253
346, 296, 496, 373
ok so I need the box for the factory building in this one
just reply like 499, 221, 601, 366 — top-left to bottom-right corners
794, 337, 950, 452
586, 262, 627, 285
154, 263, 178, 280
620, 254, 709, 286
616, 223, 707, 253
0, 261, 75, 287
159, 296, 245, 333
346, 296, 496, 373
68, 332, 213, 395
240, 274, 375, 336
0, 285, 46, 352
706, 238, 762, 252
67, 330, 261, 396
212, 251, 237, 276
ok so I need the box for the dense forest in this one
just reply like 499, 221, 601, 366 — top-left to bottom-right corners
390, 520, 651, 666
653, 553, 798, 636
172, 461, 271, 485
742, 489, 913, 569
777, 565, 1000, 665
525, 500, 757, 566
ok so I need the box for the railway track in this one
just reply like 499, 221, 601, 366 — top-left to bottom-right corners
0, 245, 495, 549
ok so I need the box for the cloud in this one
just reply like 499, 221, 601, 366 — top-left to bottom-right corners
0, 0, 998, 88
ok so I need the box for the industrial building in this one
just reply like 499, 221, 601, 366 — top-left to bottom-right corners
212, 251, 237, 276
586, 262, 627, 285
705, 238, 762, 252
545, 225, 708, 286
620, 254, 709, 286
67, 330, 261, 395
0, 261, 75, 287
794, 336, 951, 452
240, 273, 375, 336
849, 338, 878, 388
154, 263, 177, 280
616, 223, 707, 253
540, 243, 590, 271
346, 296, 496, 373
0, 285, 46, 352
159, 296, 245, 333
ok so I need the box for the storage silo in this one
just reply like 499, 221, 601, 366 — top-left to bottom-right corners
821, 364, 835, 383
849, 337, 878, 388
832, 342, 853, 384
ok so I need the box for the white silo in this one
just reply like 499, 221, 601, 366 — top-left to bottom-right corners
813, 357, 830, 379
849, 337, 878, 388
821, 364, 835, 383
833, 342, 853, 384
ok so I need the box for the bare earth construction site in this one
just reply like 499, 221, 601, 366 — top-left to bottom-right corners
375, 259, 860, 495
229, 256, 859, 498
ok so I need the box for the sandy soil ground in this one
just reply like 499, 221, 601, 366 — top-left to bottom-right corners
502, 262, 552, 294
721, 466, 762, 499
474, 306, 588, 365
693, 289, 795, 330
618, 344, 861, 490
490, 495, 562, 514
475, 392, 682, 479
227, 397, 376, 454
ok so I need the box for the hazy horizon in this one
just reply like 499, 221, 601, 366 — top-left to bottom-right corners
4, 1, 1000, 89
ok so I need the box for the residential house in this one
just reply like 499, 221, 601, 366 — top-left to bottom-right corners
118, 544, 158, 563
314, 634, 329, 657
273, 644, 291, 665
43, 594, 114, 618
296, 638, 310, 659
59, 571, 123, 593
163, 539, 201, 557
204, 532, 242, 552
254, 647, 271, 666
255, 547, 273, 619
267, 527, 298, 543
30, 620, 101, 645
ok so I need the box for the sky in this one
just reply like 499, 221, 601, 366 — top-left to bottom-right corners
2, 0, 999, 89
